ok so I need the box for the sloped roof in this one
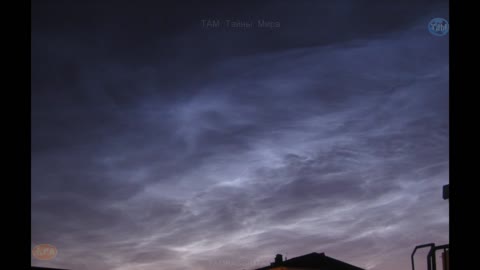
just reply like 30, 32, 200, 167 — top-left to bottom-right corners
254, 252, 364, 270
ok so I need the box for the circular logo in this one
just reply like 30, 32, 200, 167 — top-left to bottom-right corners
32, 244, 58, 260
428, 18, 449, 36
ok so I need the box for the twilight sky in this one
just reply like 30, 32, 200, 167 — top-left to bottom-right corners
31, 1, 449, 270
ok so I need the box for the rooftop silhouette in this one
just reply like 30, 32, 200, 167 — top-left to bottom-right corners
254, 252, 365, 270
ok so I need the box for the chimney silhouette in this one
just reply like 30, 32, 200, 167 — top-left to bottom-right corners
275, 254, 283, 264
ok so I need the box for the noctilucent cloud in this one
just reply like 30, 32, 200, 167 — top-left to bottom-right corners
32, 1, 449, 270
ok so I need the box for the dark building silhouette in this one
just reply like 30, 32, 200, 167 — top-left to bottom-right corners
254, 252, 364, 270
442, 184, 449, 200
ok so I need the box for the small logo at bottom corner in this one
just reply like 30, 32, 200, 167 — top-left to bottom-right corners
32, 243, 57, 260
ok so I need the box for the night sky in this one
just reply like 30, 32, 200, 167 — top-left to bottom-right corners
31, 1, 449, 270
